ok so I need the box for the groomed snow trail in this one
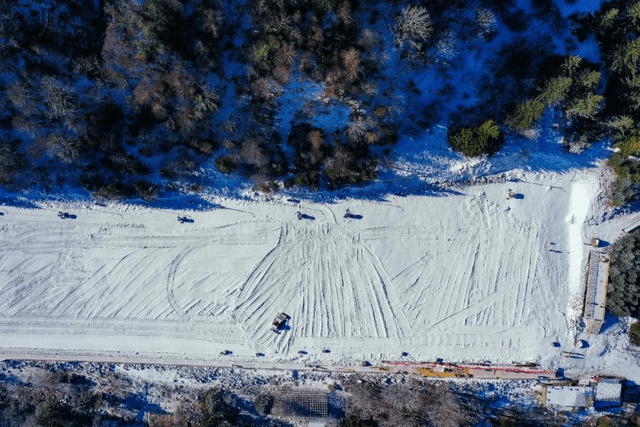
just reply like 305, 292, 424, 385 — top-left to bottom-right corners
378, 197, 545, 340
565, 176, 598, 325
231, 222, 403, 354
0, 171, 581, 364
360, 188, 564, 361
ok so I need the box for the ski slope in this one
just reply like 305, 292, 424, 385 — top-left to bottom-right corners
0, 170, 599, 365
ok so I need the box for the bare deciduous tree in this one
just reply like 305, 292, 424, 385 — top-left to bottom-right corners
358, 29, 379, 52
343, 377, 471, 427
345, 117, 373, 143
42, 76, 76, 120
198, 8, 221, 38
7, 82, 30, 110
476, 8, 497, 35
192, 85, 219, 120
342, 48, 361, 82
241, 139, 269, 168
435, 31, 457, 60
337, 1, 353, 25
394, 6, 433, 49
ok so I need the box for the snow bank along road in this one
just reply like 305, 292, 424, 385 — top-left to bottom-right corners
0, 171, 595, 366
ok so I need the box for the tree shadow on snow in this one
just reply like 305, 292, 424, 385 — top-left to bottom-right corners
104, 393, 166, 418
283, 173, 463, 205
599, 312, 619, 334
622, 380, 640, 404
0, 195, 41, 209
0, 373, 24, 386
127, 194, 225, 211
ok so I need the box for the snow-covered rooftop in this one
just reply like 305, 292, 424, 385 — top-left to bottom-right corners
545, 386, 593, 408
595, 379, 622, 404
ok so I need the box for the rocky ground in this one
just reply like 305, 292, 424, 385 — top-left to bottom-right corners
1, 360, 636, 426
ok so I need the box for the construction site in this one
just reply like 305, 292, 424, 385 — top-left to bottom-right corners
376, 361, 556, 379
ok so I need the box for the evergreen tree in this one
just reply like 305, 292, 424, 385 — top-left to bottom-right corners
578, 70, 601, 89
509, 100, 546, 130
608, 232, 640, 317
538, 76, 573, 106
566, 93, 604, 118
628, 1, 640, 30
448, 120, 502, 157
561, 55, 582, 77
600, 8, 619, 32
611, 38, 640, 77
617, 134, 640, 156
630, 321, 640, 346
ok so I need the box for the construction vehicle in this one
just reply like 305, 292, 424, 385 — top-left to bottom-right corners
272, 312, 289, 332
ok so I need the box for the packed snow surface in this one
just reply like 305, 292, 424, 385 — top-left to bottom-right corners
566, 176, 597, 325
0, 169, 612, 370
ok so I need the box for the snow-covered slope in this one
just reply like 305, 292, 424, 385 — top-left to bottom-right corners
0, 167, 610, 373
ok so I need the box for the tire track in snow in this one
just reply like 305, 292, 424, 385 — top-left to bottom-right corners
232, 222, 402, 354
380, 197, 548, 351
